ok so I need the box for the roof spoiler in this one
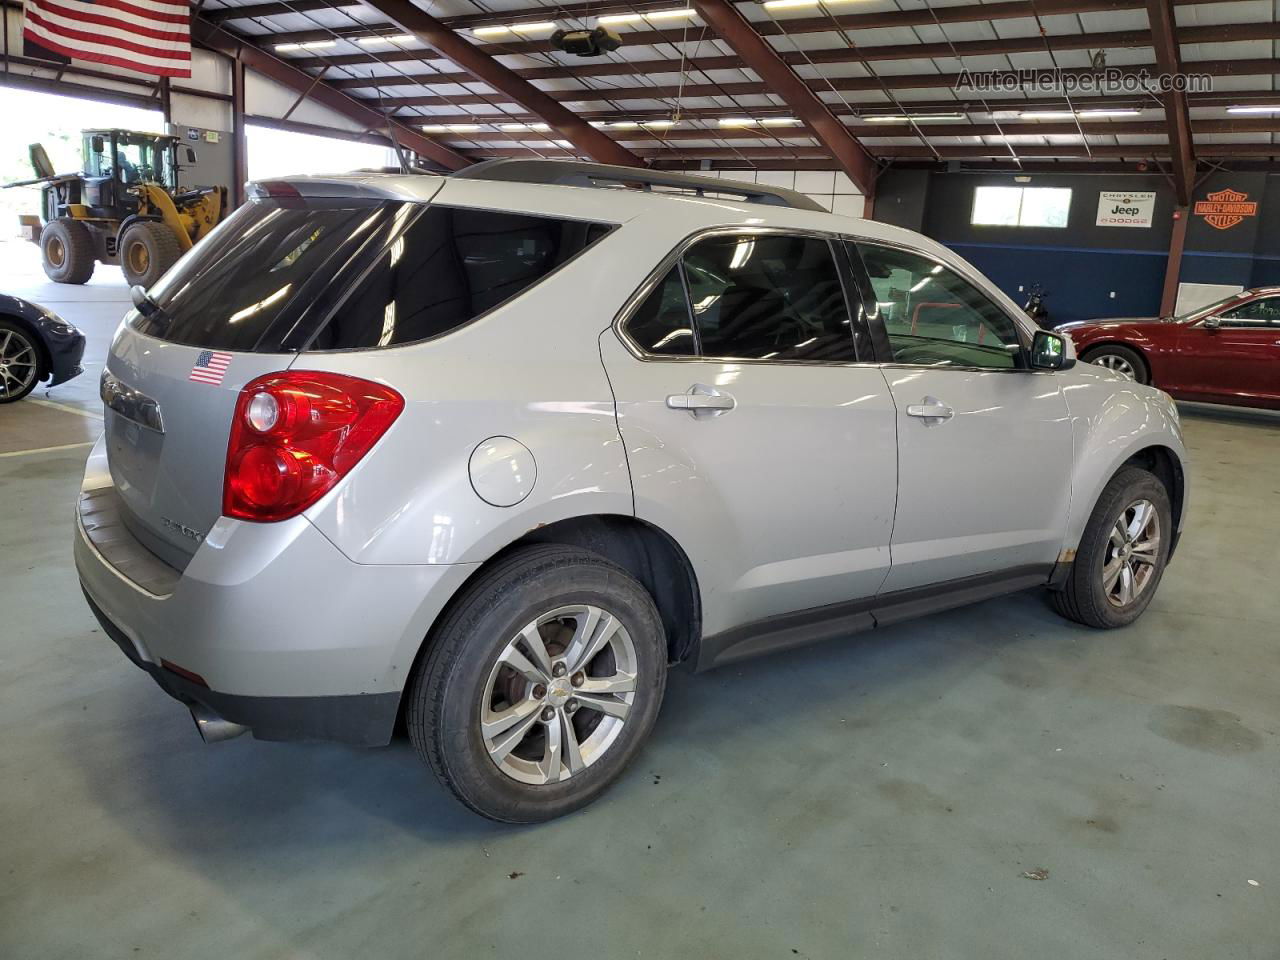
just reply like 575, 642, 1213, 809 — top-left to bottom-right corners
453, 159, 827, 213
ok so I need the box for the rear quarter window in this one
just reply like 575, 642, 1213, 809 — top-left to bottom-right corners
304, 207, 611, 351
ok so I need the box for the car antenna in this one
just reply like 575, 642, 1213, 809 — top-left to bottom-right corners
371, 73, 413, 175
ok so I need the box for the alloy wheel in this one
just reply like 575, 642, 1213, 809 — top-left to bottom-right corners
0, 329, 38, 399
1091, 353, 1136, 380
1102, 498, 1161, 607
481, 604, 637, 786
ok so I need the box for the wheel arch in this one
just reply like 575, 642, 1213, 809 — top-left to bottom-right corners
1120, 444, 1186, 554
1059, 377, 1189, 574
1078, 339, 1152, 381
395, 513, 703, 732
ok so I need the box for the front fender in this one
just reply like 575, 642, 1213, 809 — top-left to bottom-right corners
1061, 370, 1189, 555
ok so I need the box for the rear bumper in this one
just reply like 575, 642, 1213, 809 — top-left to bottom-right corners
83, 589, 399, 745
74, 439, 477, 745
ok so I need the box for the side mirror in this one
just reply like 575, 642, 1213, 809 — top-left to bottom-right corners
1203, 315, 1222, 330
91, 135, 105, 154
183, 147, 199, 164
1030, 329, 1075, 370
130, 284, 157, 316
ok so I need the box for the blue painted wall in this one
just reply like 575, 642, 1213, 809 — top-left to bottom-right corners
946, 240, 1167, 323
876, 170, 1280, 325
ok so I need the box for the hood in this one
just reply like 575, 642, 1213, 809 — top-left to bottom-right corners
1058, 316, 1167, 333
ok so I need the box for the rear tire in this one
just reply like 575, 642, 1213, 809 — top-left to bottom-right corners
40, 218, 95, 285
406, 545, 668, 823
1050, 466, 1171, 628
120, 221, 182, 288
0, 320, 45, 403
1082, 344, 1148, 384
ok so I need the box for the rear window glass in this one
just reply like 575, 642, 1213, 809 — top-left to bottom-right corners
132, 197, 611, 352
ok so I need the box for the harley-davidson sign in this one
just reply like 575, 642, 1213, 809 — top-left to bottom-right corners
1193, 189, 1259, 230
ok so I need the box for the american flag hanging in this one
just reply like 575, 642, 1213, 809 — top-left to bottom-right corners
22, 0, 193, 78
189, 350, 232, 386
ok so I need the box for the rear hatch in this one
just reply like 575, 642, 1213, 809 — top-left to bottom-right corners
102, 179, 442, 569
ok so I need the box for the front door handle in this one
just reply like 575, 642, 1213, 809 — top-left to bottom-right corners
666, 384, 736, 418
906, 396, 955, 423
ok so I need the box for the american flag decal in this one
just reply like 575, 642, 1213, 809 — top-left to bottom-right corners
189, 350, 232, 386
22, 0, 193, 78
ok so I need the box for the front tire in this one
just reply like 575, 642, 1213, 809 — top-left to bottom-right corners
1050, 466, 1172, 628
1082, 344, 1148, 384
120, 222, 182, 288
407, 545, 668, 822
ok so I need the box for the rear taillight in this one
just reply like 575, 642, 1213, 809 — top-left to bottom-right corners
224, 371, 403, 522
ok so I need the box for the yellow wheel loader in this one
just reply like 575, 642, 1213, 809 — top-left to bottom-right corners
6, 129, 227, 287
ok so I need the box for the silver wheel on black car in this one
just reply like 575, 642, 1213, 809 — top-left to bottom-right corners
0, 321, 43, 403
407, 545, 666, 822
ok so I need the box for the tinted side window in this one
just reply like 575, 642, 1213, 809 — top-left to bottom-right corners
682, 235, 855, 361
307, 207, 610, 350
855, 243, 1023, 369
625, 266, 696, 356
1218, 296, 1280, 326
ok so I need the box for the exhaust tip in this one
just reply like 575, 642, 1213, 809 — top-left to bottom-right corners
190, 703, 249, 744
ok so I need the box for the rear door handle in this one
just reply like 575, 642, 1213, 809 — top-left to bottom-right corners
666, 384, 736, 418
906, 396, 955, 423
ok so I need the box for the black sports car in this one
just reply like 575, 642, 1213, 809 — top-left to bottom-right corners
0, 293, 85, 403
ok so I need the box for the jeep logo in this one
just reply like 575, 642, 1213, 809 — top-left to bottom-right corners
1111, 204, 1140, 216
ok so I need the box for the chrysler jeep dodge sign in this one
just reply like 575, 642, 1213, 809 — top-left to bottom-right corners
1096, 191, 1156, 228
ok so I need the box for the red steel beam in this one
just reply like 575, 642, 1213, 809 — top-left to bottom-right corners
1147, 0, 1196, 205
1161, 208, 1190, 316
190, 19, 471, 171
688, 0, 876, 194
356, 0, 642, 167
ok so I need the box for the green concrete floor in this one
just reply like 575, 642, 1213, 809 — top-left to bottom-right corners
2, 247, 1277, 958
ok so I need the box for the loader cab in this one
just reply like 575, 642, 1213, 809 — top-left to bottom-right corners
82, 130, 180, 193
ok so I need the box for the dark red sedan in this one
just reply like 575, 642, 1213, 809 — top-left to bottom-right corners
1061, 287, 1280, 410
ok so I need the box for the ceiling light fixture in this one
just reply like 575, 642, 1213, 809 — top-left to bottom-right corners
718, 117, 759, 127
599, 8, 694, 24
473, 21, 556, 37
1226, 104, 1280, 113
863, 113, 963, 122
611, 121, 640, 129
760, 117, 802, 126
644, 120, 676, 128
356, 34, 414, 45
1076, 109, 1140, 117
275, 40, 336, 51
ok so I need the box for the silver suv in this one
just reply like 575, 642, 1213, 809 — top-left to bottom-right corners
76, 160, 1188, 822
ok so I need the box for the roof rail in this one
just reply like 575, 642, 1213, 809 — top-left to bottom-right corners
453, 159, 827, 213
